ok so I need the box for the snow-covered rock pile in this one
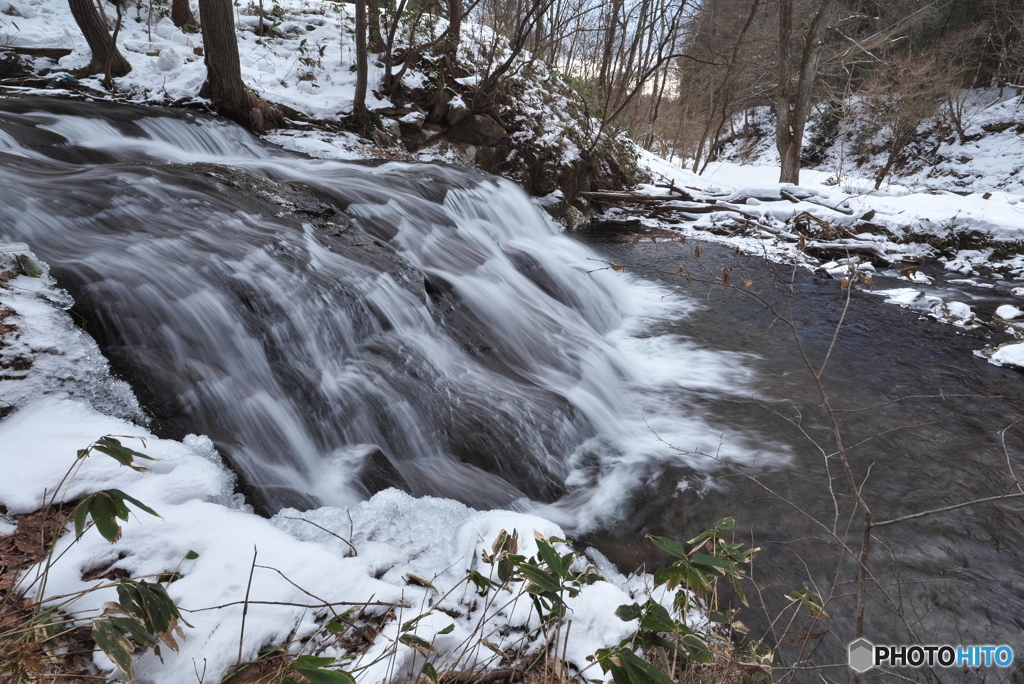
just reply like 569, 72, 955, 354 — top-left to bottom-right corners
1, 0, 638, 199
0, 245, 682, 683
607, 148, 1024, 360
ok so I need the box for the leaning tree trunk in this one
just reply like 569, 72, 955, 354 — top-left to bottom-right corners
68, 0, 131, 77
171, 0, 199, 29
197, 0, 279, 131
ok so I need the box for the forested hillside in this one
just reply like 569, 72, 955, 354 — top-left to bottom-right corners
4, 0, 1021, 193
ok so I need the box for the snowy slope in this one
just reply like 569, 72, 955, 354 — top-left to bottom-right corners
0, 245, 676, 683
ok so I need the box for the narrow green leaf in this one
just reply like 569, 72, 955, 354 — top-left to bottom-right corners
535, 538, 565, 578
399, 633, 437, 654
107, 489, 160, 518
92, 618, 135, 680
517, 563, 562, 594
646, 535, 688, 560
291, 654, 356, 684
90, 494, 121, 542
74, 498, 91, 539
325, 614, 350, 633
689, 553, 732, 571
437, 623, 455, 635
401, 612, 432, 632
466, 570, 493, 595
639, 601, 675, 633
421, 662, 439, 684
618, 649, 677, 684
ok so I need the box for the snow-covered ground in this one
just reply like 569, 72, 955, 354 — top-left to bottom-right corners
629, 143, 1024, 368
2, 0, 590, 176
0, 245, 684, 682
4, 0, 392, 117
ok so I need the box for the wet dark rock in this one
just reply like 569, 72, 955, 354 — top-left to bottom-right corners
355, 449, 412, 496
448, 114, 507, 146
446, 100, 471, 126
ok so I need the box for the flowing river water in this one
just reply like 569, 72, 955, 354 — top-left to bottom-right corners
1, 97, 1022, 679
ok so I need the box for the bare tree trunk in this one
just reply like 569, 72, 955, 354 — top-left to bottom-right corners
598, 0, 621, 92
776, 0, 834, 184
171, 0, 199, 29
446, 0, 461, 57
367, 0, 385, 53
68, 0, 132, 77
353, 0, 372, 132
198, 0, 279, 131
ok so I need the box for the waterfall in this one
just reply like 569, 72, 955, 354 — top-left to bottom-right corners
0, 97, 774, 527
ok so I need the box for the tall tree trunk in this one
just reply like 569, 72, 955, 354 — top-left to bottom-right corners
367, 0, 385, 53
598, 0, 621, 92
775, 0, 834, 184
171, 0, 199, 29
68, 0, 131, 77
446, 0, 461, 57
353, 0, 372, 132
198, 0, 279, 131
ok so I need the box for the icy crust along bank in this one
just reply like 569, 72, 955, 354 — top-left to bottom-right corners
0, 401, 651, 684
0, 243, 143, 420
0, 401, 643, 683
0, 248, 666, 683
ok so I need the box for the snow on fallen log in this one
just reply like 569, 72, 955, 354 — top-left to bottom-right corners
804, 239, 894, 262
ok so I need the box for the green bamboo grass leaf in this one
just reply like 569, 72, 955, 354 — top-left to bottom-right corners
516, 563, 562, 594
401, 611, 432, 632
74, 490, 160, 542
290, 655, 356, 684
92, 436, 155, 471
614, 603, 642, 622
645, 535, 687, 560
399, 633, 437, 654
92, 618, 138, 682
638, 601, 675, 633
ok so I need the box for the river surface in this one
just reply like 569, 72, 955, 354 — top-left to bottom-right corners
1, 97, 1022, 681
579, 225, 1024, 680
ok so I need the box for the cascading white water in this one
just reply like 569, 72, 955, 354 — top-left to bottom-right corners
0, 98, 782, 529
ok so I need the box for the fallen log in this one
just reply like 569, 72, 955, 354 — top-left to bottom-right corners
805, 239, 891, 262
1, 47, 74, 60
653, 182, 695, 201
781, 190, 854, 215
579, 191, 667, 204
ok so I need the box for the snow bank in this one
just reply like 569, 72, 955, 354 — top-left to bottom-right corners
0, 246, 662, 684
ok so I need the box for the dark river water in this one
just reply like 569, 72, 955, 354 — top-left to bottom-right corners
579, 225, 1024, 681
1, 96, 1022, 682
